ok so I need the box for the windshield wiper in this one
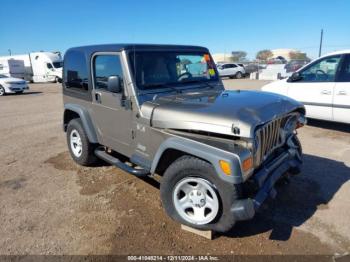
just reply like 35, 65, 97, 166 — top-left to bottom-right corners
142, 83, 182, 93
180, 79, 216, 89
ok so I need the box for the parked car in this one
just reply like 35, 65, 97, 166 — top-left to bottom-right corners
63, 44, 305, 233
284, 60, 310, 73
262, 50, 350, 124
217, 63, 246, 78
244, 63, 267, 74
0, 74, 29, 96
267, 56, 287, 64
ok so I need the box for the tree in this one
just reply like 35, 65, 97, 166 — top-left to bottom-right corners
289, 51, 310, 61
230, 51, 247, 62
256, 49, 273, 61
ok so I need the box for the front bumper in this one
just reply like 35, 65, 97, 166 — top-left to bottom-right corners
7, 84, 29, 93
230, 147, 302, 221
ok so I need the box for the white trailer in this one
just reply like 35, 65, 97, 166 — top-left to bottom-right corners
0, 51, 63, 83
0, 59, 26, 79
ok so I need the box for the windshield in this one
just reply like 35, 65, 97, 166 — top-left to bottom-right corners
53, 61, 63, 69
129, 51, 219, 90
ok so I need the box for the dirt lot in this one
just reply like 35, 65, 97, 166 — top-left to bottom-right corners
0, 79, 349, 255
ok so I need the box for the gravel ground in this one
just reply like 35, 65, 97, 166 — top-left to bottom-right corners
0, 79, 349, 255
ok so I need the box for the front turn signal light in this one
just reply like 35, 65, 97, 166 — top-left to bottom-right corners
242, 157, 253, 172
219, 160, 231, 176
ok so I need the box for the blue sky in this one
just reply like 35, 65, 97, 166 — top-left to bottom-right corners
1, 0, 349, 59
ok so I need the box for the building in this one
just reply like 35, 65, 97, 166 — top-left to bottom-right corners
211, 53, 233, 63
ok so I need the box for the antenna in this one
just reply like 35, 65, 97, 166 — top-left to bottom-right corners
133, 44, 136, 80
318, 29, 323, 57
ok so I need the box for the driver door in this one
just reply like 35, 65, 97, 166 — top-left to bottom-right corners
90, 53, 133, 155
287, 55, 341, 120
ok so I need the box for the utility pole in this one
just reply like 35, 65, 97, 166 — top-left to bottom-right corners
8, 49, 12, 56
318, 29, 323, 57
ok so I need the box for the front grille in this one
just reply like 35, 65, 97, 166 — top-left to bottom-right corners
254, 116, 287, 166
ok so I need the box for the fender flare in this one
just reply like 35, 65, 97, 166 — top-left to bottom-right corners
150, 136, 248, 184
64, 103, 98, 143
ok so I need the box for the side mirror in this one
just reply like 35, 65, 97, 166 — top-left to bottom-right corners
288, 72, 302, 82
107, 75, 121, 93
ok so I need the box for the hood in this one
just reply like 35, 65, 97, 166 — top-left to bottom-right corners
261, 78, 287, 90
141, 90, 304, 138
1, 77, 26, 84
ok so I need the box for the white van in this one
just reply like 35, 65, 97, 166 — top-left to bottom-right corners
262, 50, 350, 124
0, 52, 63, 83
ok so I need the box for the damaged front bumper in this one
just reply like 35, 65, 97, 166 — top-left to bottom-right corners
230, 145, 302, 221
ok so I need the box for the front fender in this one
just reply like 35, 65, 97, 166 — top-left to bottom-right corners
150, 136, 251, 184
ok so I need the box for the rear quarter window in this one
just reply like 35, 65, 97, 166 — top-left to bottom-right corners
64, 50, 89, 92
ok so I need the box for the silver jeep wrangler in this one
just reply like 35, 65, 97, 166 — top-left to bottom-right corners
62, 44, 306, 232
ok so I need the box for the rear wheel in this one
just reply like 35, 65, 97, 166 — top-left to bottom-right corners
66, 118, 99, 166
160, 156, 240, 232
0, 86, 5, 96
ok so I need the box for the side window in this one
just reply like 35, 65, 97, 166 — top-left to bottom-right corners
299, 55, 341, 82
93, 55, 124, 92
64, 50, 88, 91
337, 55, 350, 82
231, 64, 237, 68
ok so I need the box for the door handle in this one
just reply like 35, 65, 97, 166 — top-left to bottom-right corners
337, 90, 347, 95
95, 92, 101, 103
321, 90, 332, 95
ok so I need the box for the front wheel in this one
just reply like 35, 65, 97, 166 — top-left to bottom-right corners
160, 156, 240, 232
0, 86, 5, 96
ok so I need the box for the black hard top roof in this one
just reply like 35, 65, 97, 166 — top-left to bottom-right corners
66, 44, 209, 55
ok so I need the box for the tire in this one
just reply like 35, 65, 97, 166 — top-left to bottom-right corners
66, 118, 99, 166
160, 156, 240, 233
235, 71, 242, 79
0, 86, 5, 96
55, 77, 62, 83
